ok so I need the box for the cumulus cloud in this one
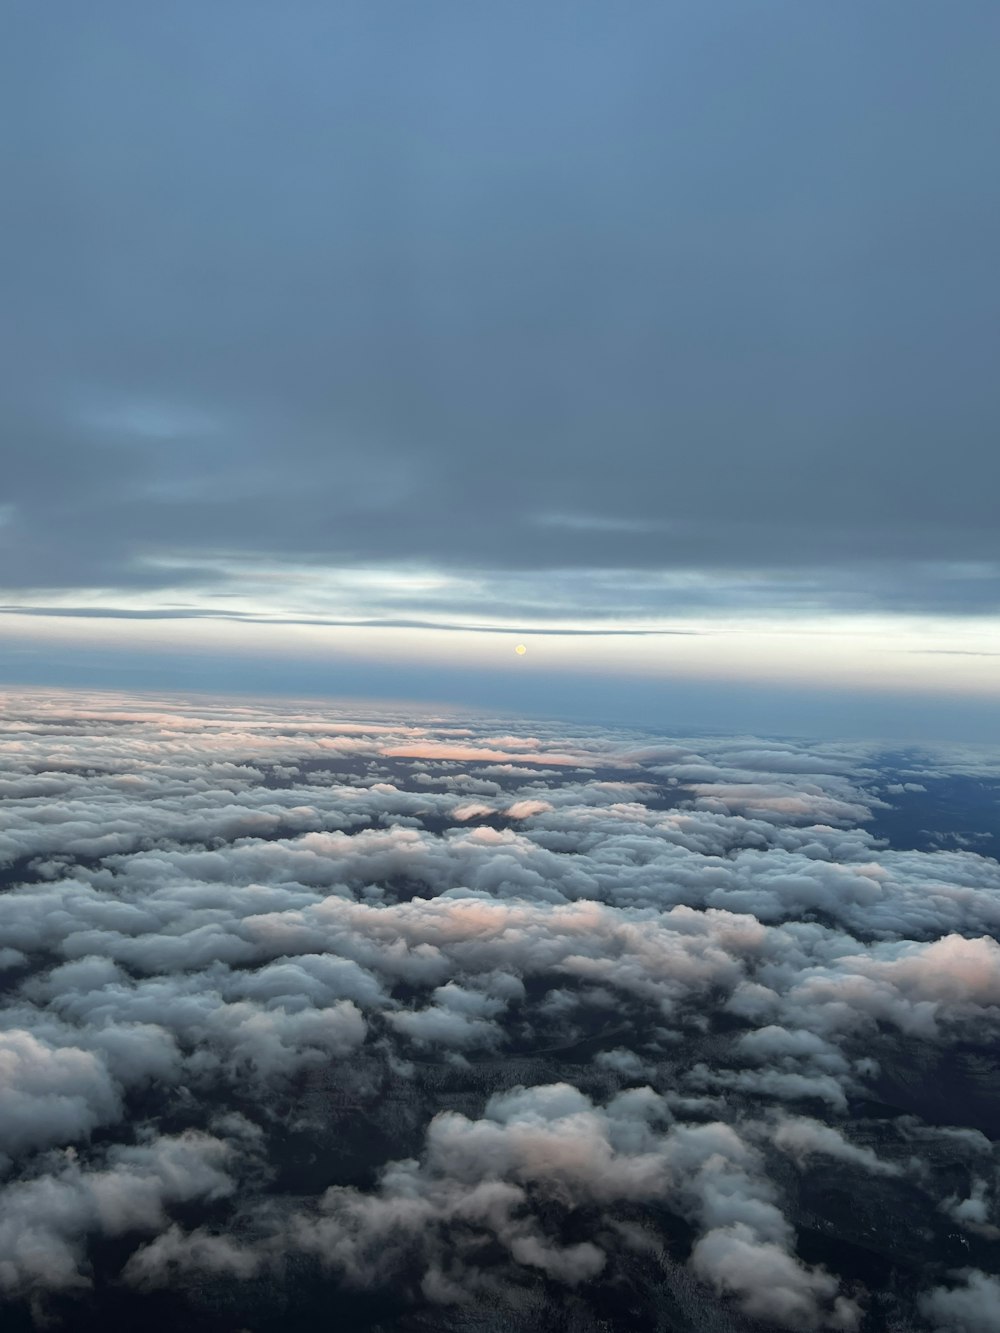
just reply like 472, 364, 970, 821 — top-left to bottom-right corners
770, 1115, 901, 1176
918, 1270, 1000, 1333
0, 1130, 241, 1297
690, 1227, 859, 1331
0, 688, 997, 1329
0, 1029, 122, 1159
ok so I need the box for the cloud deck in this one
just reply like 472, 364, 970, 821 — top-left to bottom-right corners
1, 689, 999, 1331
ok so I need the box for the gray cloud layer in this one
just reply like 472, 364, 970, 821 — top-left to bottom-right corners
1, 2, 999, 619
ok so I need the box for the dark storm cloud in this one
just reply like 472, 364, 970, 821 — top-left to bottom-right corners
2, 690, 1000, 1328
1, 1, 999, 616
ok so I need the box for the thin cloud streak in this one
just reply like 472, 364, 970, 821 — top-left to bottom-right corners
0, 606, 704, 635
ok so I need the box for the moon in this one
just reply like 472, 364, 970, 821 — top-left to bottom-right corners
515, 643, 527, 655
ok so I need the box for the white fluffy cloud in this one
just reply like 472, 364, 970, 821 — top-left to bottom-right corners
0, 687, 997, 1330
0, 1130, 241, 1297
919, 1270, 1000, 1333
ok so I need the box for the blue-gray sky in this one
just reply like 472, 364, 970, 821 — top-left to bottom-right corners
1, 1, 998, 735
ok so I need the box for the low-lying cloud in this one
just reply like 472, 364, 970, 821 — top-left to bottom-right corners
0, 687, 998, 1330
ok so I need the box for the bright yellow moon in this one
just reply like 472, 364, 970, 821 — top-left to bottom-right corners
515, 643, 527, 655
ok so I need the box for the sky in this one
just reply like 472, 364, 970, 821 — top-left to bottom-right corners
2, 1, 999, 738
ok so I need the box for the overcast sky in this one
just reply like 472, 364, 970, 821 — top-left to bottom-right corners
1, 1, 998, 736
